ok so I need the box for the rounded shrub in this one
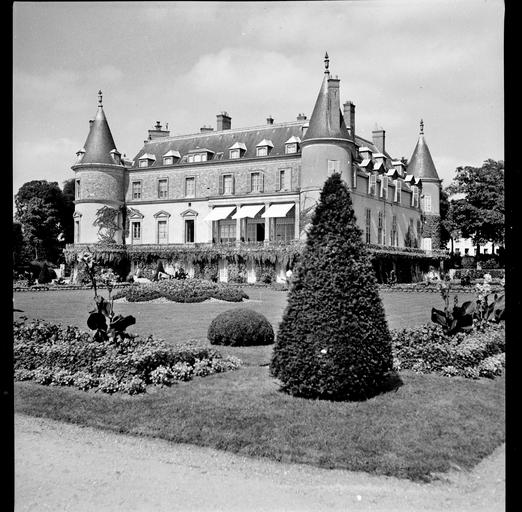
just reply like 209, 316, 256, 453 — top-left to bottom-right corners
270, 173, 394, 401
208, 308, 274, 346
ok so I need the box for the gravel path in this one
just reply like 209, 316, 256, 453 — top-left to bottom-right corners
15, 414, 504, 512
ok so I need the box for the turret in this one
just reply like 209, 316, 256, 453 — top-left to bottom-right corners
407, 119, 442, 250
71, 91, 126, 244
299, 53, 357, 233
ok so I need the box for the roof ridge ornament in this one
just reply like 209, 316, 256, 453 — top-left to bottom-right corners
420, 118, 424, 135
98, 90, 103, 108
324, 51, 330, 76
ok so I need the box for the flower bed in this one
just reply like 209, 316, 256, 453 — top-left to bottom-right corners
13, 283, 132, 293
391, 322, 505, 379
13, 318, 241, 394
112, 279, 248, 303
453, 269, 505, 280
379, 282, 504, 294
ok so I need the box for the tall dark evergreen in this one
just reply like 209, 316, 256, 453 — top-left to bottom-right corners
270, 173, 393, 401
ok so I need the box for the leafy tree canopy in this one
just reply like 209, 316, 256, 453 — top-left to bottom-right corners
445, 159, 504, 246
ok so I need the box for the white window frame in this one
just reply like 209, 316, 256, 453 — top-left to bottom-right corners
285, 143, 297, 154
278, 168, 290, 191
412, 185, 419, 207
139, 159, 149, 168
163, 156, 173, 166
365, 208, 371, 244
74, 219, 80, 243
368, 173, 377, 196
222, 174, 234, 195
380, 176, 388, 199
257, 146, 268, 157
250, 172, 263, 193
157, 178, 168, 199
394, 180, 402, 203
131, 181, 142, 200
75, 179, 81, 199
423, 194, 432, 212
185, 176, 196, 198
352, 164, 357, 189
229, 148, 240, 159
131, 221, 141, 242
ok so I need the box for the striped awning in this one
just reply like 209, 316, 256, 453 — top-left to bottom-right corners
261, 203, 294, 218
203, 206, 236, 222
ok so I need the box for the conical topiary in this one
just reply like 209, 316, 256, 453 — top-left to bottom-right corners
270, 172, 394, 401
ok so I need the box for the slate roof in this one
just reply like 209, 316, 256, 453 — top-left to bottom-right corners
81, 106, 119, 165
407, 133, 440, 180
301, 74, 351, 141
130, 122, 306, 169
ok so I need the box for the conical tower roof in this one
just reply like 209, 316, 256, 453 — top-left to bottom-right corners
81, 91, 119, 165
302, 54, 351, 142
407, 120, 440, 180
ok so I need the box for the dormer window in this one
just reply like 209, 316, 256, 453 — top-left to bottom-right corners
110, 149, 121, 165
162, 150, 181, 166
358, 146, 373, 162
138, 153, 156, 168
411, 185, 419, 207
75, 148, 85, 164
285, 136, 301, 154
256, 139, 274, 157
229, 142, 247, 159
187, 148, 214, 163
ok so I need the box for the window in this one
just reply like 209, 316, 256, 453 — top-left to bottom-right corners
185, 219, 195, 243
411, 185, 419, 207
278, 169, 290, 191
368, 173, 377, 196
380, 176, 388, 199
417, 219, 422, 245
422, 237, 432, 251
285, 143, 297, 154
250, 172, 263, 193
75, 220, 80, 243
257, 146, 268, 157
185, 177, 195, 198
352, 164, 357, 189
220, 174, 234, 195
192, 153, 208, 162
132, 181, 142, 200
394, 180, 402, 203
391, 215, 398, 246
157, 220, 168, 243
365, 208, 371, 244
422, 194, 432, 212
328, 160, 340, 175
139, 160, 149, 168
131, 221, 141, 241
218, 220, 236, 243
378, 211, 384, 245
75, 179, 81, 199
273, 217, 296, 242
229, 149, 240, 159
158, 179, 168, 199
163, 156, 173, 166
187, 155, 194, 163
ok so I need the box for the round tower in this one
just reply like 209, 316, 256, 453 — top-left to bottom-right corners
300, 53, 357, 235
71, 91, 126, 244
407, 119, 442, 250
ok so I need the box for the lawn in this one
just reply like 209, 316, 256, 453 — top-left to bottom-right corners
13, 287, 503, 482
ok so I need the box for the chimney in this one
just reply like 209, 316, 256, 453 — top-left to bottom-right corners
343, 101, 355, 138
372, 127, 385, 154
327, 76, 341, 131
200, 125, 214, 133
266, 115, 274, 125
297, 113, 307, 122
216, 112, 231, 131
148, 121, 170, 140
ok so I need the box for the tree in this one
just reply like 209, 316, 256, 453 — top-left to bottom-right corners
270, 173, 394, 401
446, 160, 504, 252
61, 178, 76, 243
439, 188, 452, 248
15, 181, 67, 262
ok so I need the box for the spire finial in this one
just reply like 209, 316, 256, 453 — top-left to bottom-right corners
98, 90, 103, 107
420, 118, 424, 135
324, 51, 330, 75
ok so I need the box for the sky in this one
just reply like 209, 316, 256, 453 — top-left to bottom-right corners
13, 0, 504, 201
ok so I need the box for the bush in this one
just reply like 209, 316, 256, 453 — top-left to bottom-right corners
208, 308, 274, 346
13, 318, 242, 394
391, 322, 505, 379
38, 264, 56, 284
453, 269, 505, 280
113, 279, 248, 303
270, 173, 394, 401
